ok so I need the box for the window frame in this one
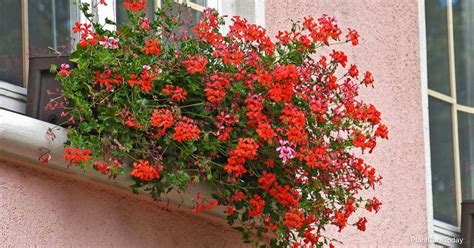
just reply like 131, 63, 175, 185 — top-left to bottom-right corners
15, 0, 264, 89
18, 0, 81, 88
427, 0, 474, 228
18, 0, 208, 87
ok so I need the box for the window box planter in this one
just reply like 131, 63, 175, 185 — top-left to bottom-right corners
0, 109, 225, 218
8, 1, 388, 246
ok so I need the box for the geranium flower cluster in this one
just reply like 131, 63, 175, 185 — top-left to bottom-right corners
54, 1, 388, 247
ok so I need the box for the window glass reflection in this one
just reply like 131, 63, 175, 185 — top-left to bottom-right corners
425, 0, 451, 95
458, 112, 474, 202
0, 0, 23, 86
453, 0, 474, 106
429, 96, 457, 225
29, 0, 72, 57
117, 0, 155, 25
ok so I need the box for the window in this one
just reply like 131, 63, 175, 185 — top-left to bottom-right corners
426, 0, 474, 227
29, 1, 73, 57
0, 0, 76, 87
0, 0, 263, 117
116, 0, 156, 25
0, 0, 210, 88
0, 0, 23, 86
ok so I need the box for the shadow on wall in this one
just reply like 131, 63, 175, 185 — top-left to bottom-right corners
0, 158, 247, 247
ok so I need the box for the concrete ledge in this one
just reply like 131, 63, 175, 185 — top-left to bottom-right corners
0, 109, 225, 219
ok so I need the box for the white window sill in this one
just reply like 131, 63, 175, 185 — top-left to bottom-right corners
0, 109, 225, 219
0, 81, 27, 114
433, 220, 461, 247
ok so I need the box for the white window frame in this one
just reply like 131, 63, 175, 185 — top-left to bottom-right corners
422, 0, 474, 244
17, 0, 82, 88
17, 0, 266, 87
4, 0, 265, 114
426, 0, 470, 227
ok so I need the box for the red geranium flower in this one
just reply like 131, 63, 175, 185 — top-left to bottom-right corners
375, 124, 389, 139
183, 55, 207, 74
162, 84, 188, 102
131, 160, 161, 181
363, 71, 374, 86
172, 117, 201, 142
346, 28, 360, 46
349, 64, 359, 78
142, 38, 161, 56
356, 217, 368, 231
123, 0, 146, 13
248, 194, 265, 217
256, 122, 276, 142
63, 147, 91, 166
150, 109, 174, 135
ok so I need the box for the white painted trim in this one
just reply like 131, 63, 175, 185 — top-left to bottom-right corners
215, 0, 264, 35
434, 220, 461, 247
21, 0, 29, 88
80, 0, 94, 23
70, 0, 81, 48
446, 0, 463, 226
187, 1, 205, 12
0, 109, 225, 219
0, 81, 27, 114
428, 89, 455, 103
208, 0, 218, 10
97, 0, 117, 30
418, 0, 436, 246
434, 219, 461, 234
254, 0, 265, 27
456, 104, 474, 114
0, 81, 27, 95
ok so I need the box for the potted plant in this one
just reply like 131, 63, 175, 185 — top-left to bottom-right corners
49, 0, 388, 247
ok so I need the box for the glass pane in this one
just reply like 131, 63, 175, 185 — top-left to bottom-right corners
117, 0, 155, 25
425, 0, 451, 95
187, 6, 202, 31
29, 0, 72, 57
458, 111, 474, 201
218, 0, 258, 34
170, 2, 201, 35
0, 0, 23, 86
453, 0, 474, 106
429, 96, 457, 225
235, 0, 256, 23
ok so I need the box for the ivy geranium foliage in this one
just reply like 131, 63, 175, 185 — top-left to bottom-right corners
50, 0, 388, 247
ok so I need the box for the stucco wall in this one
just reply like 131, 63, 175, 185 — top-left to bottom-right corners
265, 0, 429, 247
0, 159, 246, 247
0, 1, 428, 247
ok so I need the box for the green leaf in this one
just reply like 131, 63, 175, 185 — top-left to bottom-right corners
69, 51, 81, 63
50, 64, 58, 73
231, 226, 245, 232
242, 211, 249, 221
105, 18, 116, 25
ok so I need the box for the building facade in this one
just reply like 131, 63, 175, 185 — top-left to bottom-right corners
0, 0, 465, 247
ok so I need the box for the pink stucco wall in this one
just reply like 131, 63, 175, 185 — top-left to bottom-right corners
0, 1, 428, 247
0, 158, 246, 247
265, 0, 428, 247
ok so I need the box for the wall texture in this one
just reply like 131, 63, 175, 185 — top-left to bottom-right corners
0, 159, 246, 247
265, 0, 428, 247
0, 1, 428, 247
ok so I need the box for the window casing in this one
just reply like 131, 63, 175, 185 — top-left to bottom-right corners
0, 0, 263, 90
426, 0, 474, 228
